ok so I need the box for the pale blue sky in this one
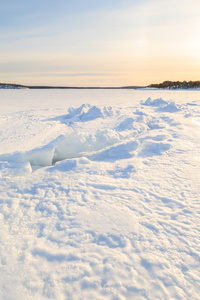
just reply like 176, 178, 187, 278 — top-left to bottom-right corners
0, 0, 200, 86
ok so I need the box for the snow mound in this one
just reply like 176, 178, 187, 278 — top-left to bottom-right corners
157, 101, 181, 113
88, 140, 139, 161
147, 118, 166, 129
139, 140, 171, 156
115, 117, 134, 131
50, 159, 77, 172
141, 98, 181, 113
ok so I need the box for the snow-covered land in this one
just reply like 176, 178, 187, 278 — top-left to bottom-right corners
0, 84, 24, 89
0, 89, 200, 300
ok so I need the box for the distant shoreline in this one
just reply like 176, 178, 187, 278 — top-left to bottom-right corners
0, 83, 145, 90
0, 80, 200, 90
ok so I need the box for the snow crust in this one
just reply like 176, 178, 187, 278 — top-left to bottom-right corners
0, 90, 200, 299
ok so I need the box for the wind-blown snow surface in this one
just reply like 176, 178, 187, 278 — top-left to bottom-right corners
0, 89, 200, 300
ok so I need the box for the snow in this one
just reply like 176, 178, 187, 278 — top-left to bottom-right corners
0, 89, 200, 299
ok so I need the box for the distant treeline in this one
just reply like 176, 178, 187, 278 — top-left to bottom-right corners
149, 81, 200, 89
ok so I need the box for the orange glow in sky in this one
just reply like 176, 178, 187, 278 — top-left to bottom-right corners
0, 0, 200, 86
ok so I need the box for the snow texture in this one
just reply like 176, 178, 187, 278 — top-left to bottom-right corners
0, 89, 200, 300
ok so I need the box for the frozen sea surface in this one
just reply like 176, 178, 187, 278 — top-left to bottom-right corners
0, 89, 200, 299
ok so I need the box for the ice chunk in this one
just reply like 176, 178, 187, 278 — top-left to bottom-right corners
67, 104, 90, 118
65, 104, 118, 122
157, 102, 181, 113
142, 97, 168, 107
0, 161, 32, 177
80, 106, 104, 121
24, 145, 55, 167
52, 130, 121, 163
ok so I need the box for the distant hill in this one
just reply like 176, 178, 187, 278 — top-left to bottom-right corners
148, 81, 200, 89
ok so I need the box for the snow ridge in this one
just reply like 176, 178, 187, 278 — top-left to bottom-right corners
0, 101, 174, 175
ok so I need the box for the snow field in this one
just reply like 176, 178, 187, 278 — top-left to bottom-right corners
0, 90, 200, 299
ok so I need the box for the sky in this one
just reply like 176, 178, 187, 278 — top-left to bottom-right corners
0, 0, 200, 87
